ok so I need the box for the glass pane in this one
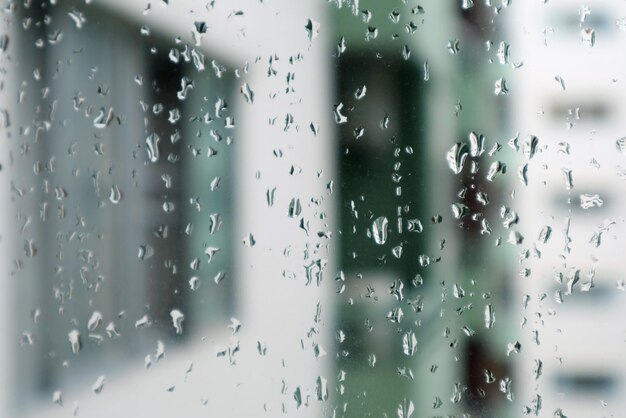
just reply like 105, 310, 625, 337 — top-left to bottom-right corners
0, 1, 624, 417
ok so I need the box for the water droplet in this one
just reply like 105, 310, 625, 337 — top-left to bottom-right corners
486, 161, 506, 181
205, 246, 220, 263
461, 0, 474, 10
462, 326, 475, 336
469, 132, 485, 157
87, 311, 102, 331
105, 322, 120, 338
316, 376, 328, 401
407, 218, 423, 233
284, 113, 294, 131
562, 168, 574, 190
194, 21, 207, 34
156, 340, 165, 360
508, 133, 520, 150
447, 39, 461, 54
402, 44, 411, 60
304, 18, 320, 41
481, 370, 496, 387
500, 377, 514, 401
0, 33, 8, 55
55, 187, 68, 200
579, 193, 603, 209
389, 10, 401, 23
397, 399, 415, 418
228, 317, 241, 334
254, 340, 267, 357
502, 207, 519, 229
538, 226, 552, 243
169, 48, 180, 64
553, 408, 567, 418
333, 103, 348, 124
387, 307, 404, 323
371, 216, 389, 245
93, 107, 114, 129
170, 309, 185, 334
288, 198, 302, 218
146, 133, 160, 163
446, 143, 468, 174
508, 231, 524, 245
177, 76, 194, 100
356, 124, 372, 141
68, 329, 81, 354
166, 109, 180, 126
210, 60, 227, 79
496, 41, 510, 64
555, 75, 566, 91
109, 185, 122, 204
191, 48, 205, 71
402, 330, 418, 356
240, 82, 254, 104
589, 219, 615, 248
579, 5, 590, 24
68, 9, 86, 29
451, 382, 463, 403
451, 203, 469, 219
214, 270, 227, 284
189, 276, 200, 291
266, 188, 276, 207
523, 135, 539, 159
137, 244, 154, 260
209, 213, 222, 234
52, 390, 63, 406
484, 304, 495, 328
432, 396, 443, 409
21, 332, 33, 346
92, 375, 105, 394
135, 315, 152, 328
368, 353, 377, 367
354, 85, 367, 100
506, 341, 521, 356
453, 283, 465, 299
581, 27, 595, 47
24, 239, 36, 258
336, 36, 347, 56
162, 201, 175, 213
313, 343, 326, 358
405, 21, 418, 34
494, 78, 509, 95
366, 26, 378, 41
242, 233, 256, 247
293, 387, 303, 408
476, 191, 489, 206
517, 164, 528, 186
616, 137, 626, 154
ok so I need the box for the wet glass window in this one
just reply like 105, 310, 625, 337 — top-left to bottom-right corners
1, 1, 625, 417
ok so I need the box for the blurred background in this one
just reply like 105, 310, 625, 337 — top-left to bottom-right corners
1, 0, 626, 417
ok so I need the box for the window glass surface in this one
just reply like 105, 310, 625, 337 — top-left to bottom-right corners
0, 1, 625, 417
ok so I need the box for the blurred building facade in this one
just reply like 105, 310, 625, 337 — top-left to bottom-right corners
0, 1, 522, 417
